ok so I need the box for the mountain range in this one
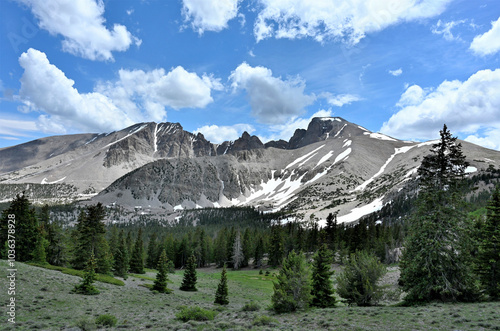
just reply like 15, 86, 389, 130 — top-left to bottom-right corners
1, 117, 499, 224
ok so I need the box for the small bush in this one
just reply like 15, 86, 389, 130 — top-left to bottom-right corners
253, 315, 278, 326
265, 270, 270, 276
95, 314, 117, 327
242, 301, 260, 311
259, 269, 263, 275
337, 250, 387, 306
175, 306, 217, 322
75, 316, 97, 331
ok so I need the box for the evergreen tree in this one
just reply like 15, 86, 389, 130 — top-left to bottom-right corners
73, 253, 100, 295
311, 244, 336, 308
214, 228, 228, 267
271, 250, 312, 313
113, 230, 129, 278
232, 231, 244, 270
242, 228, 252, 267
71, 203, 112, 274
146, 233, 158, 269
214, 264, 229, 305
254, 236, 264, 268
32, 235, 48, 264
269, 223, 284, 267
130, 228, 145, 274
400, 125, 477, 303
152, 249, 172, 293
476, 185, 500, 299
0, 194, 38, 261
325, 212, 338, 249
180, 254, 198, 291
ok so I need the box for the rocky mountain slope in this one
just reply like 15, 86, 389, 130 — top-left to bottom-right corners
2, 117, 499, 223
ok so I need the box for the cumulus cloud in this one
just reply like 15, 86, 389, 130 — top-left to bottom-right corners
18, 48, 221, 133
388, 68, 403, 76
18, 0, 140, 61
195, 123, 255, 144
262, 109, 334, 142
321, 93, 362, 107
182, 0, 241, 34
254, 0, 453, 44
229, 62, 315, 125
381, 68, 500, 150
470, 17, 500, 56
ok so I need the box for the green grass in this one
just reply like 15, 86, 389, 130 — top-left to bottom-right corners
27, 262, 125, 286
2, 260, 500, 330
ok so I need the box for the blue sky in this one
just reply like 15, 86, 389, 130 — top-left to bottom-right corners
1, 0, 499, 149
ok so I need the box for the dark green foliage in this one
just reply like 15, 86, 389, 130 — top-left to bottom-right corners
254, 236, 264, 268
95, 314, 117, 327
0, 194, 38, 261
242, 228, 252, 267
41, 205, 66, 266
337, 250, 386, 306
113, 230, 129, 278
271, 250, 312, 313
241, 301, 260, 311
32, 235, 48, 264
71, 203, 112, 274
175, 306, 217, 322
152, 249, 172, 293
400, 125, 478, 303
73, 253, 100, 295
214, 264, 229, 305
180, 254, 197, 291
311, 244, 336, 308
476, 185, 500, 299
269, 223, 284, 267
253, 315, 278, 326
129, 228, 145, 274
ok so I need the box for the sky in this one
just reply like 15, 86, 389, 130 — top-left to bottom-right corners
0, 0, 499, 150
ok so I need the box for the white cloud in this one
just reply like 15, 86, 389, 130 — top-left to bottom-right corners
18, 48, 220, 133
229, 62, 315, 125
262, 109, 333, 142
254, 0, 453, 44
18, 0, 140, 61
470, 17, 500, 56
0, 118, 38, 137
322, 93, 362, 107
182, 0, 241, 34
381, 68, 500, 150
388, 68, 403, 76
432, 19, 466, 41
195, 123, 255, 143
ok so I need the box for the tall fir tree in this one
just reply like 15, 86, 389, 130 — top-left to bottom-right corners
400, 124, 477, 303
214, 264, 229, 305
476, 185, 500, 299
130, 228, 145, 274
113, 230, 129, 278
180, 254, 198, 291
152, 249, 172, 293
311, 244, 336, 308
242, 228, 252, 268
269, 222, 284, 267
146, 233, 158, 269
271, 250, 312, 313
0, 194, 39, 261
214, 228, 228, 267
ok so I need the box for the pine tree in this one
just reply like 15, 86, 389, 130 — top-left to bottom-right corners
271, 250, 312, 313
214, 228, 228, 267
214, 264, 229, 305
242, 228, 252, 268
476, 185, 500, 299
130, 228, 145, 274
180, 254, 197, 291
311, 244, 336, 308
32, 235, 48, 264
113, 230, 129, 278
0, 194, 38, 261
152, 249, 172, 293
73, 253, 100, 295
146, 233, 158, 269
269, 223, 284, 267
254, 236, 264, 268
232, 231, 244, 270
400, 124, 477, 303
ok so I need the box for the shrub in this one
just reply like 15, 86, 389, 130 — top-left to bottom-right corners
241, 301, 260, 311
75, 316, 97, 331
253, 315, 278, 326
95, 314, 117, 327
337, 250, 387, 306
175, 306, 217, 322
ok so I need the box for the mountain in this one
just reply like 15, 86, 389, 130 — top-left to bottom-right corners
1, 117, 499, 223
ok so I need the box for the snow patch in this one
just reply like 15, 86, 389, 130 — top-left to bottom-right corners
173, 205, 184, 211
334, 148, 351, 164
364, 132, 397, 141
41, 177, 67, 184
285, 145, 324, 169
465, 166, 477, 173
343, 140, 352, 148
337, 197, 385, 223
315, 150, 335, 168
334, 124, 347, 138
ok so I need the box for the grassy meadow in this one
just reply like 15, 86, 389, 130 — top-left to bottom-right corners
1, 260, 500, 330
